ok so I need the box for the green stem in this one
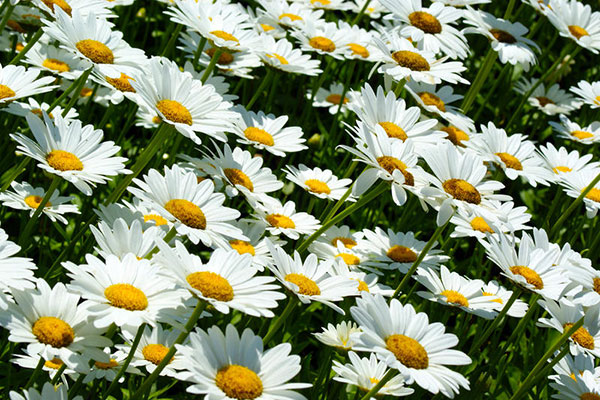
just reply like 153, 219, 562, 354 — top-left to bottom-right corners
1, 157, 30, 191
19, 176, 61, 247
503, 0, 517, 18
200, 47, 223, 83
263, 297, 298, 344
68, 374, 85, 399
192, 37, 207, 70
23, 357, 45, 389
160, 24, 183, 57
351, 0, 372, 24
359, 369, 395, 400
9, 28, 43, 65
0, 4, 16, 33
50, 364, 67, 385
47, 67, 92, 114
144, 227, 177, 259
461, 49, 498, 114
246, 68, 273, 109
61, 67, 93, 117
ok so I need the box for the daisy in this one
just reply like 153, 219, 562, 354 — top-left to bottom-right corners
11, 348, 80, 384
231, 107, 307, 157
0, 228, 37, 292
380, 0, 468, 59
11, 113, 129, 196
84, 347, 141, 383
570, 80, 600, 109
373, 34, 468, 85
310, 239, 369, 270
176, 324, 311, 399
550, 370, 600, 400
314, 321, 361, 351
2, 97, 79, 122
256, 35, 322, 76
333, 352, 414, 397
292, 21, 350, 59
350, 0, 386, 18
131, 57, 236, 145
300, 0, 353, 11
24, 39, 88, 80
546, 0, 600, 53
31, 0, 114, 18
0, 181, 79, 224
433, 0, 491, 5
404, 81, 469, 128
566, 261, 600, 307
252, 199, 320, 240
449, 201, 531, 240
558, 168, 600, 218
285, 164, 353, 201
310, 225, 364, 251
513, 78, 581, 115
481, 280, 528, 318
336, 21, 379, 62
415, 265, 498, 319
312, 82, 354, 114
0, 63, 55, 105
350, 293, 471, 397
550, 114, 600, 144
89, 218, 165, 260
256, 0, 324, 30
267, 241, 357, 314
154, 241, 284, 317
462, 7, 539, 71
538, 143, 599, 180
128, 165, 244, 247
9, 382, 82, 400
523, 0, 551, 13
330, 260, 395, 296
550, 352, 599, 383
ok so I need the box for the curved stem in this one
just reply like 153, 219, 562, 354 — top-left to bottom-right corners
246, 68, 273, 109
9, 28, 44, 65
351, 0, 372, 25
47, 67, 92, 114
23, 357, 45, 389
19, 176, 61, 248
262, 297, 298, 344
461, 49, 497, 114
0, 4, 16, 33
50, 364, 67, 385
359, 369, 395, 400
200, 47, 223, 83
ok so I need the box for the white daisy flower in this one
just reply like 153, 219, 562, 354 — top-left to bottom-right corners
350, 293, 471, 397
310, 239, 369, 270
24, 39, 88, 80
257, 0, 325, 30
558, 168, 600, 218
336, 21, 379, 62
176, 324, 311, 400
0, 228, 36, 292
546, 0, 600, 53
31, 0, 114, 18
256, 35, 322, 76
128, 165, 244, 247
11, 113, 129, 196
513, 78, 581, 115
538, 143, 599, 180
0, 181, 79, 224
84, 347, 141, 383
404, 81, 469, 129
2, 97, 79, 122
330, 259, 395, 296
89, 218, 165, 260
0, 63, 55, 105
550, 352, 599, 383
522, 0, 551, 13
252, 199, 320, 240
11, 348, 80, 384
311, 82, 354, 114
292, 20, 351, 59
481, 280, 528, 318
570, 80, 600, 109
550, 114, 600, 144
299, 0, 354, 11
350, 0, 386, 17
565, 260, 600, 307
9, 382, 82, 400
285, 164, 353, 201
550, 370, 600, 400
433, 0, 491, 5
314, 321, 362, 351
449, 201, 531, 240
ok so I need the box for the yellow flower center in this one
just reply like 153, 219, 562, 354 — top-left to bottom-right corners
385, 334, 429, 369
186, 271, 234, 301
156, 99, 192, 125
279, 13, 302, 21
379, 122, 407, 141
408, 11, 442, 34
80, 87, 93, 97
354, 279, 369, 292
510, 265, 544, 289
564, 323, 595, 349
309, 36, 336, 52
496, 152, 523, 170
210, 30, 238, 43
418, 92, 445, 111
42, 58, 70, 72
144, 214, 168, 226
261, 24, 275, 32
94, 359, 119, 370
305, 179, 331, 194
32, 317, 74, 348
44, 358, 64, 369
581, 393, 600, 400
568, 25, 589, 39
42, 0, 72, 15
536, 96, 554, 107
32, 108, 53, 119
244, 127, 274, 146
387, 245, 418, 263
336, 253, 360, 265
46, 150, 83, 171
104, 283, 148, 311
482, 292, 503, 304
0, 84, 16, 100
553, 166, 572, 173
106, 73, 135, 93
572, 130, 594, 140
442, 179, 481, 204
229, 239, 256, 256
391, 51, 430, 71
285, 273, 320, 295
266, 213, 295, 229
142, 344, 172, 365
376, 156, 414, 186
490, 28, 517, 43
164, 199, 206, 229
332, 237, 357, 249
24, 195, 52, 209
215, 365, 263, 400
440, 290, 469, 307
585, 188, 600, 203
75, 39, 114, 64
370, 377, 380, 384
224, 168, 254, 192
348, 43, 369, 58
442, 126, 469, 146
325, 94, 348, 105
470, 217, 494, 233
266, 53, 288, 64
311, 0, 331, 4
205, 47, 234, 65
593, 277, 600, 294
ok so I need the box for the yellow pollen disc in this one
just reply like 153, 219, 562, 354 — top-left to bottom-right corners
24, 195, 52, 209
156, 99, 192, 125
42, 58, 70, 72
376, 156, 414, 185
266, 213, 295, 229
80, 87, 93, 97
325, 94, 348, 105
165, 199, 206, 229
442, 126, 469, 146
42, 0, 72, 15
568, 25, 589, 39
332, 237, 357, 249
553, 166, 572, 174
585, 188, 600, 203
46, 150, 83, 171
564, 323, 595, 349
186, 271, 234, 301
489, 28, 517, 43
482, 292, 503, 304
305, 179, 331, 194
336, 253, 360, 265
0, 84, 16, 100
229, 239, 256, 256
205, 47, 234, 65
370, 377, 380, 384
210, 30, 239, 42
581, 393, 600, 400
593, 277, 600, 295
142, 344, 172, 365
44, 358, 64, 369
266, 53, 288, 64
418, 92, 445, 111
311, 0, 331, 4
536, 96, 554, 107
94, 359, 118, 370
510, 265, 544, 289
440, 289, 469, 307
470, 216, 494, 233
75, 39, 114, 64
215, 365, 263, 400
15, 43, 25, 52
104, 283, 148, 311
496, 152, 523, 170
261, 24, 275, 32
379, 122, 407, 141
392, 51, 430, 71
151, 116, 162, 124
387, 245, 418, 263
285, 273, 321, 295
309, 36, 336, 52
279, 13, 302, 21
224, 168, 254, 192
32, 108, 54, 119
32, 316, 74, 348
106, 73, 135, 93
144, 214, 168, 226
408, 11, 442, 34
572, 130, 594, 140
442, 179, 481, 204
595, 96, 600, 106
244, 127, 274, 146
348, 43, 369, 58
353, 279, 370, 292
385, 334, 429, 369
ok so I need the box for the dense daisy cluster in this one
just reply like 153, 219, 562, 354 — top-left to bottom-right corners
1, 0, 600, 399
